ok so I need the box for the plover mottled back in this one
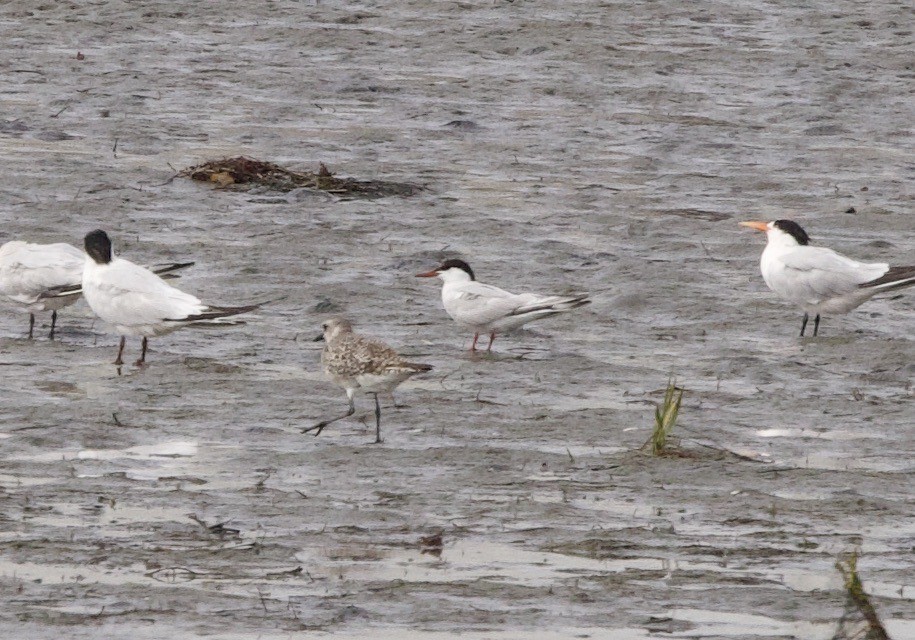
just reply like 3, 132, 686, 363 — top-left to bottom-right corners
81, 229, 261, 367
416, 258, 591, 351
304, 317, 433, 443
740, 220, 915, 336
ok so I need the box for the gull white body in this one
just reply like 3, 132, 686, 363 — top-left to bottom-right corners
80, 229, 260, 366
82, 255, 211, 337
741, 219, 915, 335
0, 241, 84, 313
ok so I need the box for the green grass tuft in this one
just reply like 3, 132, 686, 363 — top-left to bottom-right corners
649, 378, 683, 456
835, 551, 891, 640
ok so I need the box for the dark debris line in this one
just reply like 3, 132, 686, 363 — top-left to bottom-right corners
178, 156, 420, 199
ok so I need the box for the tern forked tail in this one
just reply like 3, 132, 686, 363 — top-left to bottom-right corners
512, 293, 591, 318
860, 266, 915, 293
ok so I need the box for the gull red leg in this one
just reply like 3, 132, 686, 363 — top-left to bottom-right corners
114, 336, 126, 366
135, 337, 148, 366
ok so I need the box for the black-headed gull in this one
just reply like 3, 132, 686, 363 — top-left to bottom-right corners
1, 241, 85, 339
740, 219, 915, 336
416, 259, 590, 351
81, 229, 261, 366
303, 317, 433, 444
1, 240, 190, 339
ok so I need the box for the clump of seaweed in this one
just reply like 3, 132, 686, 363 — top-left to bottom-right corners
177, 157, 419, 199
644, 378, 684, 456
835, 551, 891, 640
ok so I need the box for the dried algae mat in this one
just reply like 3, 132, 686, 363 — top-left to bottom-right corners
178, 157, 419, 199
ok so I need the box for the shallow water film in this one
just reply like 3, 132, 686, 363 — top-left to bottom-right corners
1, 1, 913, 638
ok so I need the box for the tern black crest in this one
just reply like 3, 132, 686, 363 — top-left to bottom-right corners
440, 259, 475, 281
84, 229, 113, 264
773, 220, 810, 246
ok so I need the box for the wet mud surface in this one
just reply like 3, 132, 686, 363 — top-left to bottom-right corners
1, 1, 913, 638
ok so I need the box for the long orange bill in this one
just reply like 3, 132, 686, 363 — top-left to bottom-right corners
739, 221, 769, 232
415, 270, 440, 278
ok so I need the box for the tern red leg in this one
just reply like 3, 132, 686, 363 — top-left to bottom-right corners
470, 333, 479, 351
486, 332, 496, 352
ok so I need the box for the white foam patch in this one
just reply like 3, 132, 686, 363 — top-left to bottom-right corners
10, 441, 198, 463
78, 441, 198, 460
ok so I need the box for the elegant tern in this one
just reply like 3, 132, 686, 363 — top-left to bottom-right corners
740, 219, 915, 336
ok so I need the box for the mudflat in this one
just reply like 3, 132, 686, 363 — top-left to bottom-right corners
1, 1, 912, 638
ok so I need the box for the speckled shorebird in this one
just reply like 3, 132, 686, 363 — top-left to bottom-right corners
416, 258, 591, 351
740, 220, 915, 336
304, 317, 433, 443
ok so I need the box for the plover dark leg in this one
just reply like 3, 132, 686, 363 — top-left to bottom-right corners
372, 393, 382, 444
304, 393, 356, 436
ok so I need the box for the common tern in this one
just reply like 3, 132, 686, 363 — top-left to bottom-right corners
740, 219, 915, 336
1, 240, 190, 339
81, 229, 261, 366
416, 259, 590, 351
303, 317, 433, 444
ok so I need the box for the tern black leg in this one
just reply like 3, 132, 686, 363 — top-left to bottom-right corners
372, 393, 382, 444
303, 396, 355, 436
800, 313, 809, 337
28, 313, 35, 339
813, 314, 820, 337
114, 336, 126, 366
135, 337, 148, 366
48, 310, 58, 340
